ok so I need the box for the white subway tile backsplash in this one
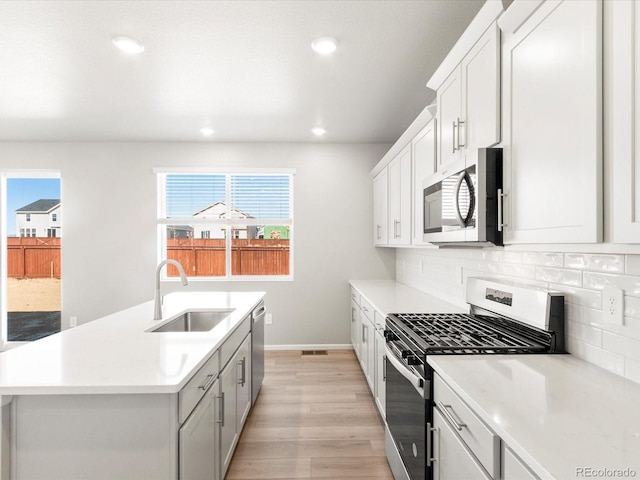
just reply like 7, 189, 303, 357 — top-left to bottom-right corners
398, 248, 640, 384
564, 253, 625, 273
566, 319, 602, 347
535, 267, 582, 287
627, 255, 640, 275
626, 358, 640, 384
583, 272, 640, 296
522, 252, 564, 267
603, 332, 640, 362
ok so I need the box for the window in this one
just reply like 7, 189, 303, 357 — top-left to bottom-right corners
157, 170, 293, 279
1, 173, 62, 344
52, 213, 57, 222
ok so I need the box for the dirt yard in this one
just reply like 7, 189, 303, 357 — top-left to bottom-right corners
7, 278, 61, 311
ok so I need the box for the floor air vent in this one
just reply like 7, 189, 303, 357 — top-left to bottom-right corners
301, 350, 328, 356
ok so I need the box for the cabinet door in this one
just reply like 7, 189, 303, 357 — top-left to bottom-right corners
461, 22, 500, 167
412, 119, 437, 245
503, 445, 539, 480
388, 145, 412, 245
219, 357, 239, 479
437, 67, 463, 171
432, 408, 492, 480
374, 329, 386, 418
373, 169, 389, 245
180, 380, 219, 480
606, 0, 640, 242
364, 317, 375, 393
502, 0, 602, 244
351, 299, 359, 358
359, 314, 368, 379
235, 334, 252, 431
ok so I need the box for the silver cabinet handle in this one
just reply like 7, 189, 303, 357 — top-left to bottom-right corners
216, 392, 225, 426
452, 120, 457, 153
199, 373, 216, 391
362, 324, 366, 343
351, 307, 356, 323
456, 117, 465, 148
382, 355, 387, 381
376, 224, 382, 240
393, 220, 401, 238
438, 402, 466, 431
498, 188, 507, 232
427, 423, 438, 467
237, 358, 246, 386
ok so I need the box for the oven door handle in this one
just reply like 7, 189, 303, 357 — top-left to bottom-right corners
385, 346, 424, 398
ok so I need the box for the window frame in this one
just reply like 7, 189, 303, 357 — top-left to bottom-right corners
155, 167, 294, 282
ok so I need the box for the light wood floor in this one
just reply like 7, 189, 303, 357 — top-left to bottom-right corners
226, 349, 393, 479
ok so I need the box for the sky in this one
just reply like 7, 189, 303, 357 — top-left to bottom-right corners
6, 178, 60, 235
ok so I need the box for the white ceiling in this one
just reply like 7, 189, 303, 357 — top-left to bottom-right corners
0, 0, 484, 143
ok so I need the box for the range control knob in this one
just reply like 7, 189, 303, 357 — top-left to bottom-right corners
384, 330, 397, 342
401, 350, 412, 359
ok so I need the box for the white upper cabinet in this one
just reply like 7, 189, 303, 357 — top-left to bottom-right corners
500, 0, 603, 244
373, 169, 389, 246
411, 119, 437, 245
461, 23, 501, 167
388, 145, 412, 245
436, 69, 463, 170
429, 1, 503, 171
605, 0, 640, 242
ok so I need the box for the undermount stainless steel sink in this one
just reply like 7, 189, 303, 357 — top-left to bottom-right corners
148, 309, 235, 333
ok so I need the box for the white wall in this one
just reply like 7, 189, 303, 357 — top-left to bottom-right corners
0, 142, 395, 347
397, 247, 640, 384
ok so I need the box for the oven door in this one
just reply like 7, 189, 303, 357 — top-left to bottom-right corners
385, 345, 426, 480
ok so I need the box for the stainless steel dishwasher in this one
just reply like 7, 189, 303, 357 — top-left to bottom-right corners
251, 301, 266, 405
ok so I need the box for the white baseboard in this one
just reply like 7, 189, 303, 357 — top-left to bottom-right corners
265, 344, 353, 351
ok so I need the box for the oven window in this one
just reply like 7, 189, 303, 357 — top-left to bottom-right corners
386, 357, 426, 480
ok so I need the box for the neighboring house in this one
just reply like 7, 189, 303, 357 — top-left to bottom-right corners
167, 225, 194, 239
191, 202, 257, 239
16, 199, 61, 238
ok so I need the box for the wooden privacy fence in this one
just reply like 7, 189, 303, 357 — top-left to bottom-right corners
167, 238, 290, 276
8, 237, 61, 279
6, 237, 290, 279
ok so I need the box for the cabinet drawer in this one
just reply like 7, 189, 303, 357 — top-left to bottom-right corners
179, 350, 219, 424
220, 315, 251, 369
360, 297, 374, 322
434, 375, 499, 478
351, 288, 361, 306
374, 309, 385, 330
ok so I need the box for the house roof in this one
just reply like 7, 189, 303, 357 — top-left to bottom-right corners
193, 201, 254, 219
16, 199, 60, 213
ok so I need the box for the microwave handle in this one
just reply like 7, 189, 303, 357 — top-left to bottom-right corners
454, 171, 475, 227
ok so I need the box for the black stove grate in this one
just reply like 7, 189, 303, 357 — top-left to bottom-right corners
389, 312, 550, 354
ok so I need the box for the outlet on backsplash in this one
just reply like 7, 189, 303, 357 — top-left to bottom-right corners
603, 286, 624, 325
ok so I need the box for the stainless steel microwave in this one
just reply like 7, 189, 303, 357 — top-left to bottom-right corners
423, 148, 503, 246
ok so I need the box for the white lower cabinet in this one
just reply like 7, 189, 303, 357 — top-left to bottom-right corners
180, 378, 220, 480
503, 445, 539, 480
433, 408, 492, 480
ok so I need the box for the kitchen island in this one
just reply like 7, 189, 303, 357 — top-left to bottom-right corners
0, 291, 265, 480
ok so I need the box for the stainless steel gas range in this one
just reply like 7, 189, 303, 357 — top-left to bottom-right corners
383, 277, 565, 480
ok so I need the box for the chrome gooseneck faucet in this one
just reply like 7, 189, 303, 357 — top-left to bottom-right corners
154, 259, 189, 320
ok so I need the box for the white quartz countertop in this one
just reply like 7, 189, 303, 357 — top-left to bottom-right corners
349, 280, 464, 315
0, 291, 264, 395
428, 354, 640, 480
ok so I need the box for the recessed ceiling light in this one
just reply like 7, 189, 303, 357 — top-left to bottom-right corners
112, 36, 145, 55
200, 127, 215, 136
311, 37, 338, 55
311, 127, 326, 136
